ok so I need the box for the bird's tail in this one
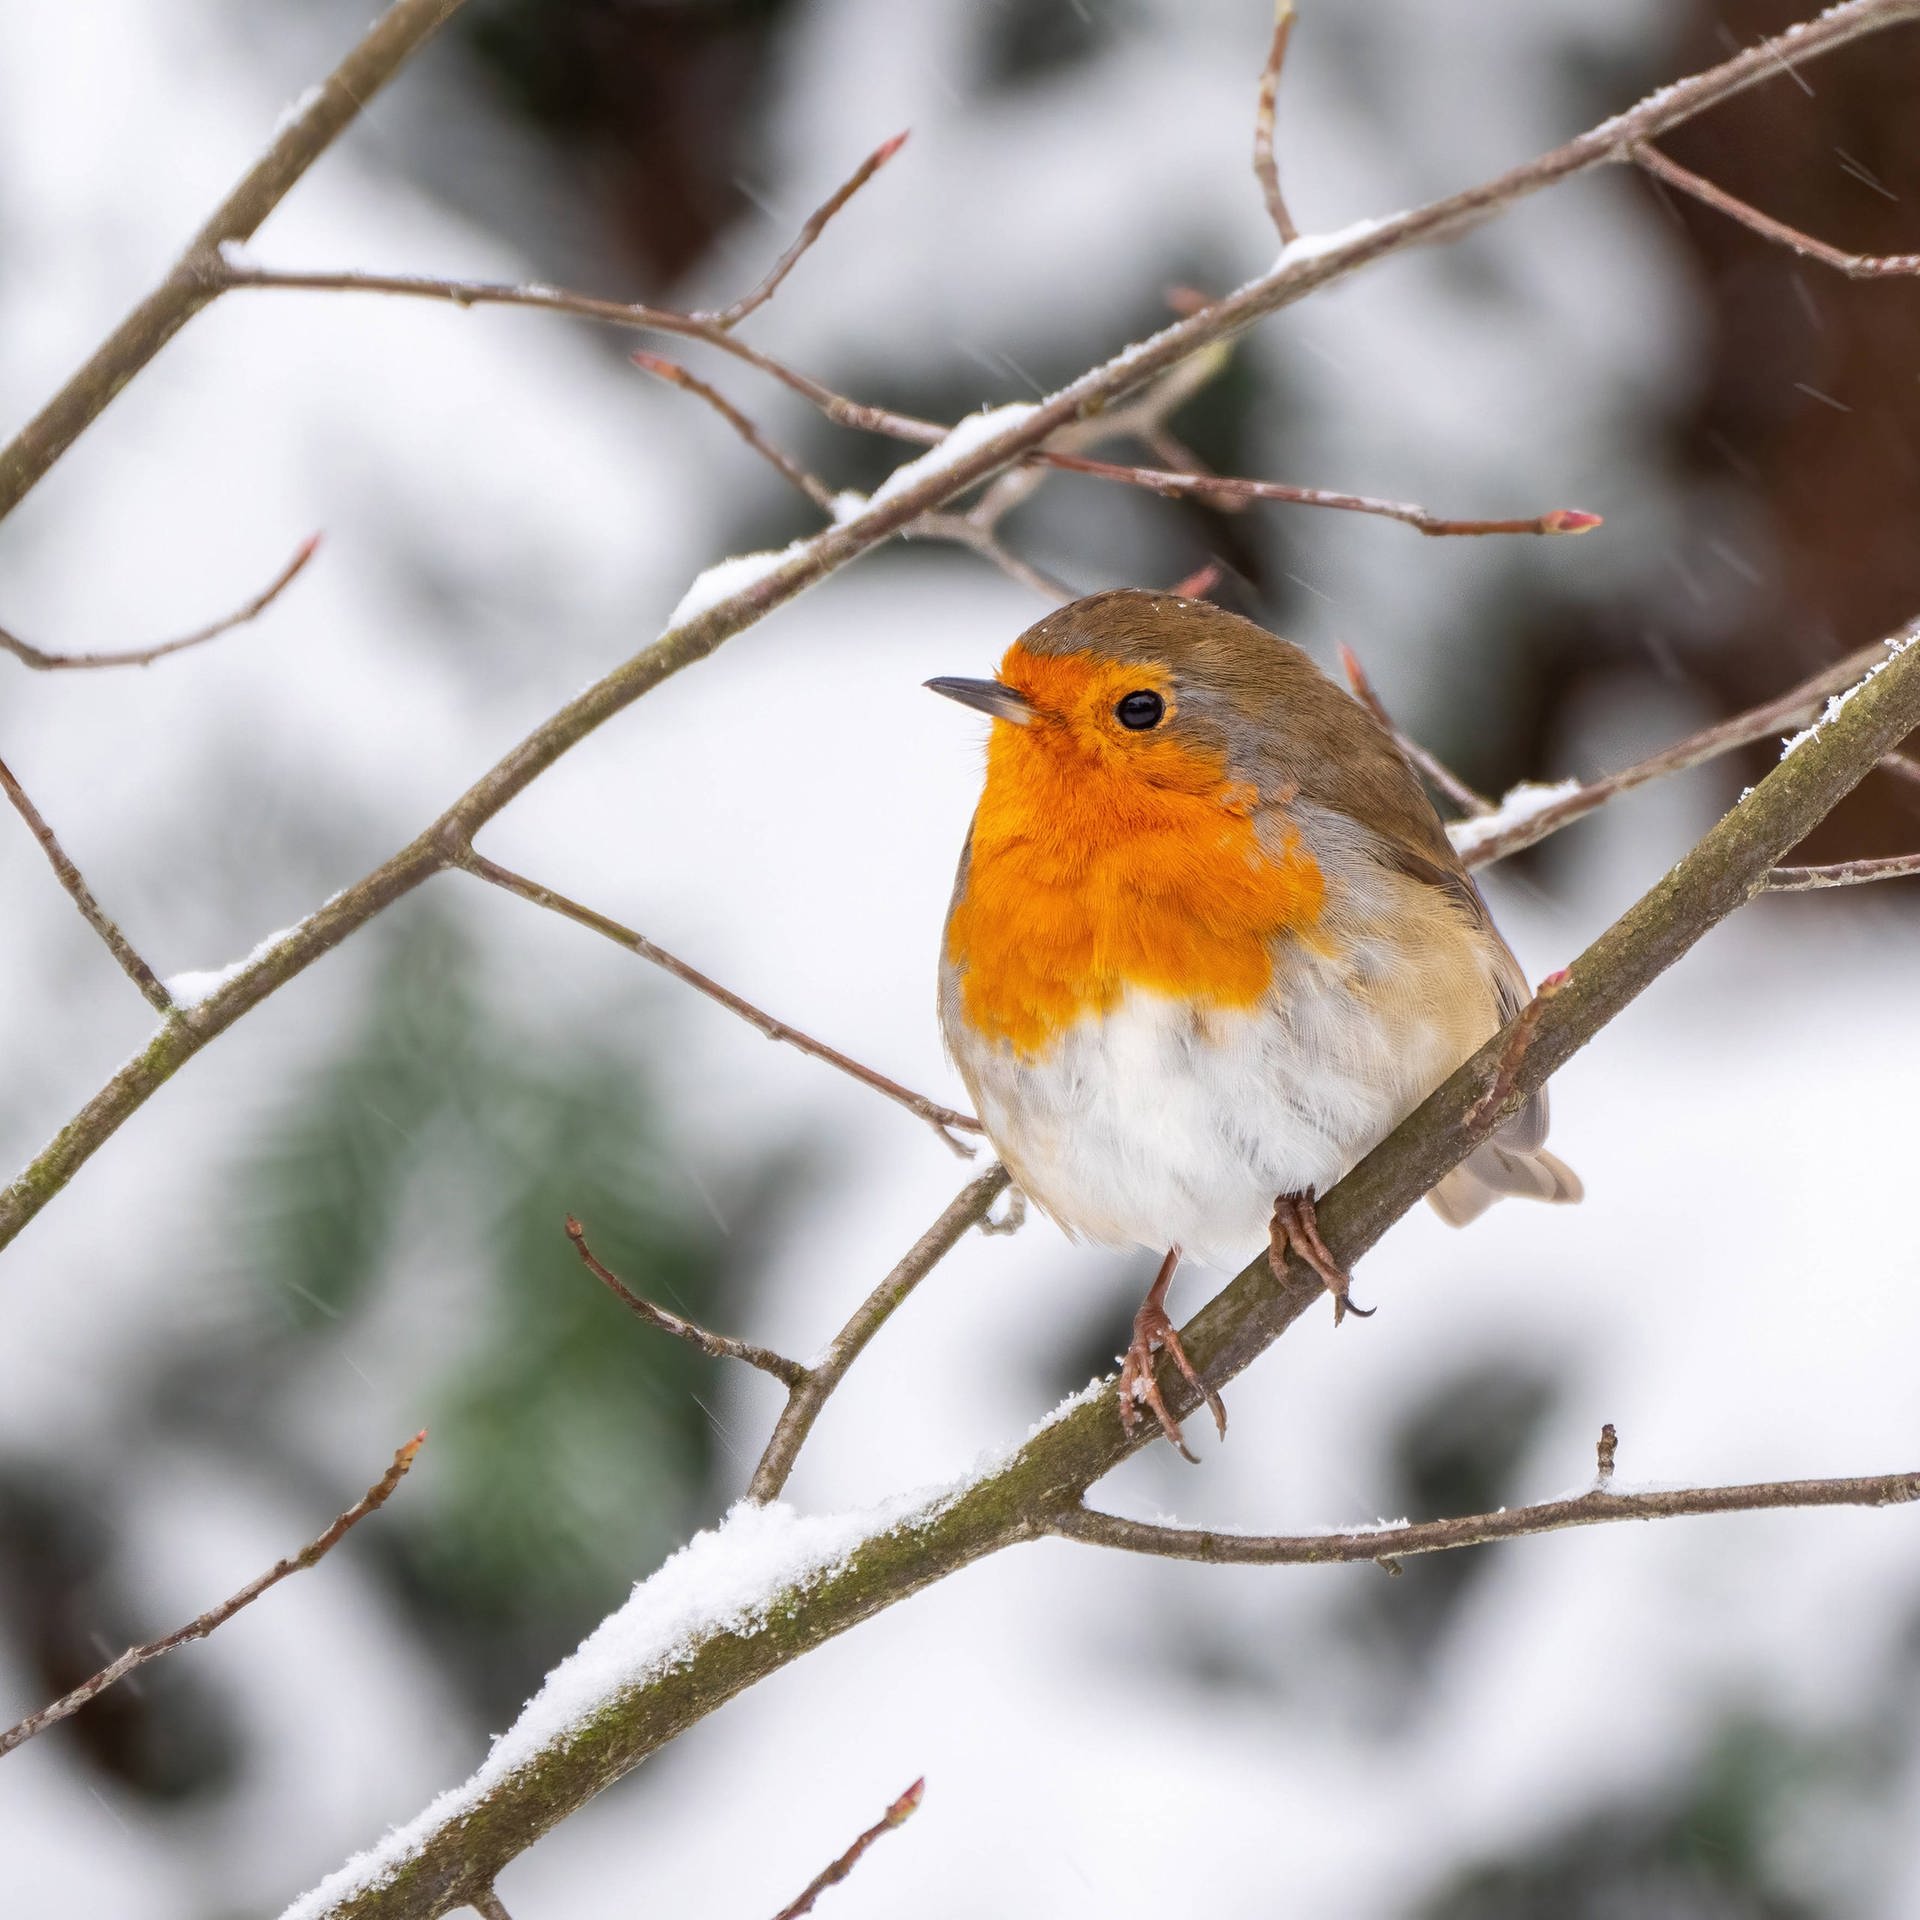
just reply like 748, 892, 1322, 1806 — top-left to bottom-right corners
1427, 1141, 1583, 1229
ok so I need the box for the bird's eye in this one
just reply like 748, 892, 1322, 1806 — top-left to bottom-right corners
1114, 690, 1165, 730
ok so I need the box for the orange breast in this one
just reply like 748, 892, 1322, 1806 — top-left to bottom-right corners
946, 719, 1325, 1058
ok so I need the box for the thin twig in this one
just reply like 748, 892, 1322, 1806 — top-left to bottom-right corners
0, 534, 319, 672
0, 0, 472, 522
1050, 1464, 1920, 1568
771, 1779, 926, 1920
1453, 633, 1911, 868
1030, 450, 1605, 539
630, 353, 838, 512
1877, 749, 1920, 792
1596, 1423, 1619, 1486
461, 851, 982, 1155
1338, 642, 1494, 816
1635, 143, 1920, 278
564, 1218, 805, 1387
0, 1432, 424, 1758
748, 1166, 1011, 1504
1252, 2, 1301, 245
213, 262, 948, 448
0, 755, 176, 1017
911, 513, 1076, 602
706, 132, 911, 330
469, 1893, 514, 1920
1766, 849, 1920, 890
1465, 968, 1569, 1129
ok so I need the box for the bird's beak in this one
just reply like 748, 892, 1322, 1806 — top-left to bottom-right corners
924, 676, 1036, 725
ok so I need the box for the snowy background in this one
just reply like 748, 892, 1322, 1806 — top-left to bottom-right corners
3, 1, 1919, 1915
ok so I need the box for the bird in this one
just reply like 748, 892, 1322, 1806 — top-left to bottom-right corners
927, 588, 1580, 1459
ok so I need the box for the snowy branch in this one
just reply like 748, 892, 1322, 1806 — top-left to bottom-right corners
0, 1433, 424, 1759
0, 534, 318, 672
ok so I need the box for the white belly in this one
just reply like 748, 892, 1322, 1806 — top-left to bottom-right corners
948, 981, 1476, 1273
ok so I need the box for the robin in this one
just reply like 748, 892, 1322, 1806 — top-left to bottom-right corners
928, 589, 1580, 1459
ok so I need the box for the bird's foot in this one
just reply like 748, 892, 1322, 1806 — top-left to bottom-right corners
1269, 1191, 1373, 1326
1118, 1295, 1226, 1463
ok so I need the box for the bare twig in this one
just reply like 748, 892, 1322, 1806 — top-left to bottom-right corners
1465, 968, 1569, 1129
1452, 632, 1913, 868
1766, 849, 1920, 890
705, 132, 911, 331
1596, 1423, 1619, 1486
1253, 2, 1301, 245
748, 1165, 1011, 1504
0, 534, 319, 672
911, 513, 1076, 603
771, 1779, 926, 1920
1030, 450, 1604, 539
630, 353, 838, 512
1877, 749, 1920, 792
0, 0, 472, 522
0, 1432, 424, 1759
468, 1893, 514, 1920
11, 0, 1920, 1265
1338, 642, 1494, 816
0, 754, 176, 1017
1049, 1464, 1920, 1568
212, 262, 949, 447
460, 851, 982, 1155
564, 1217, 806, 1387
1635, 142, 1920, 278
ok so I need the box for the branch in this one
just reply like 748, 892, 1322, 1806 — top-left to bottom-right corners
1766, 849, 1920, 890
213, 261, 948, 448
0, 1432, 424, 1759
460, 851, 981, 1155
1450, 631, 1913, 867
629, 353, 838, 513
0, 0, 471, 523
10, 1, 1920, 1262
564, 1217, 805, 1387
703, 132, 911, 331
1635, 142, 1920, 278
1050, 1466, 1920, 1567
772, 1779, 925, 1920
0, 754, 176, 1017
1030, 451, 1604, 539
1338, 642, 1493, 817
747, 1165, 1011, 1504
0, 534, 319, 671
282, 613, 1920, 1920
1252, 3, 1301, 246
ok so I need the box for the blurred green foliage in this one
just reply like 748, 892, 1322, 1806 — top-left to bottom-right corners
217, 905, 790, 1725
